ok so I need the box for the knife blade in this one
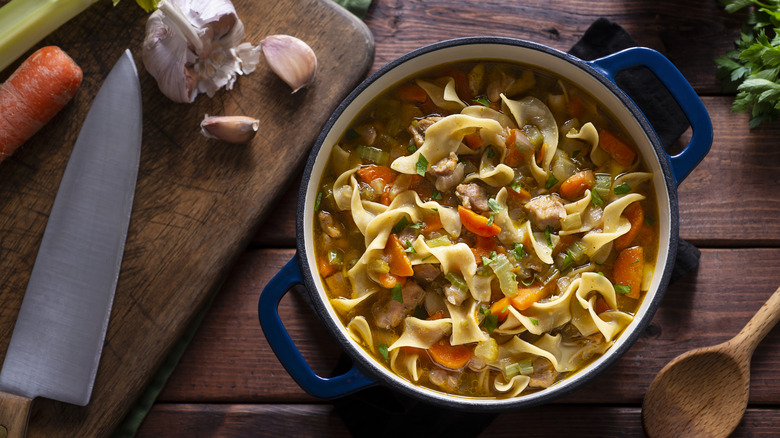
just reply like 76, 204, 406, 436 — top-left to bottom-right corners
0, 49, 141, 437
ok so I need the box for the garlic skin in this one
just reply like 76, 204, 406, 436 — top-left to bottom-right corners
261, 35, 318, 93
200, 114, 260, 144
143, 0, 262, 103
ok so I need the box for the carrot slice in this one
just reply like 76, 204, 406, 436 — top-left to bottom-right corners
385, 233, 414, 277
613, 246, 644, 299
471, 235, 497, 264
568, 96, 584, 119
559, 170, 595, 200
594, 297, 611, 315
378, 272, 407, 288
490, 296, 512, 323
458, 206, 501, 237
504, 129, 526, 167
615, 202, 645, 250
317, 256, 338, 278
422, 214, 442, 233
428, 338, 473, 370
357, 164, 395, 184
599, 129, 637, 166
0, 46, 83, 161
395, 83, 428, 103
510, 282, 555, 311
464, 133, 483, 150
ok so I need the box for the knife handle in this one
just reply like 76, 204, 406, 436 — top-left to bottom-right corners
0, 392, 31, 438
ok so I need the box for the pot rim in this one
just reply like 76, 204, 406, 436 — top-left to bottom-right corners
295, 36, 679, 411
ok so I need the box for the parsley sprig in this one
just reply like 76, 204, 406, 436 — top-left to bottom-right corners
716, 0, 780, 128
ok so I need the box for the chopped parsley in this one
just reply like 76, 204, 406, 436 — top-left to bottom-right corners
615, 284, 632, 295
473, 96, 491, 107
432, 190, 442, 201
416, 153, 429, 176
591, 189, 605, 207
314, 191, 323, 211
482, 311, 498, 333
378, 343, 390, 361
486, 147, 495, 159
486, 213, 496, 226
562, 250, 574, 270
512, 242, 525, 260
407, 143, 417, 154
613, 182, 632, 195
481, 251, 498, 267
392, 216, 411, 233
521, 275, 535, 287
392, 283, 404, 302
488, 198, 504, 213
344, 128, 360, 141
545, 226, 553, 247
545, 173, 559, 190
529, 317, 539, 326
403, 240, 416, 254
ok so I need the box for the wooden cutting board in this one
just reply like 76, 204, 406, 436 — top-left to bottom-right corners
0, 0, 373, 436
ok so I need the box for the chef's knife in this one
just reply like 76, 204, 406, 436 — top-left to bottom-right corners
0, 49, 142, 437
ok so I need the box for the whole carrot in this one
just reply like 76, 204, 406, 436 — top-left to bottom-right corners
0, 46, 82, 162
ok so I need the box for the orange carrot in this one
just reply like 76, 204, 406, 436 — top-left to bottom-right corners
490, 296, 512, 323
613, 246, 644, 299
594, 297, 611, 315
504, 129, 527, 167
458, 206, 501, 237
422, 214, 442, 233
385, 233, 414, 277
357, 164, 395, 184
507, 184, 532, 203
464, 133, 483, 150
599, 129, 637, 166
378, 272, 406, 288
396, 83, 428, 103
0, 46, 83, 162
471, 235, 497, 264
510, 282, 555, 311
615, 202, 645, 250
428, 338, 473, 370
559, 170, 595, 200
317, 256, 338, 278
568, 96, 584, 119
427, 311, 444, 321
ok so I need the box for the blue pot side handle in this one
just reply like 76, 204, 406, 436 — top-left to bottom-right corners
258, 254, 376, 399
587, 47, 713, 186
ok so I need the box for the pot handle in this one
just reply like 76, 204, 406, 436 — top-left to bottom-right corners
587, 47, 713, 186
258, 254, 376, 399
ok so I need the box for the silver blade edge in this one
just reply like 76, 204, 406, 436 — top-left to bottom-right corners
0, 49, 142, 406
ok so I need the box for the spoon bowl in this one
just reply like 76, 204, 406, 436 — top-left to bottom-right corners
642, 286, 780, 437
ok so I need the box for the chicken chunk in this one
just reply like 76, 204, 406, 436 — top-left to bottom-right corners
373, 280, 426, 329
407, 116, 443, 147
528, 357, 559, 388
431, 152, 465, 192
413, 264, 441, 284
525, 195, 566, 230
456, 183, 489, 212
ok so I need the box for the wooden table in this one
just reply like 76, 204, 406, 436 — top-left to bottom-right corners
135, 1, 780, 436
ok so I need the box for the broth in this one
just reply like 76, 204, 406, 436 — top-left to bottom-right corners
312, 61, 658, 399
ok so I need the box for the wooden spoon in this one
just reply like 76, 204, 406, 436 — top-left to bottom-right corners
642, 285, 780, 437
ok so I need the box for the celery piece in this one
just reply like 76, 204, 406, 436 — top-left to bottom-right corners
425, 235, 451, 247
0, 0, 97, 73
445, 272, 468, 292
490, 254, 518, 297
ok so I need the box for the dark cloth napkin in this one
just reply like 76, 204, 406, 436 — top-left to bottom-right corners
331, 19, 701, 438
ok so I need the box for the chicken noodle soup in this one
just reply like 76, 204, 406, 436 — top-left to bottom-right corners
313, 61, 657, 398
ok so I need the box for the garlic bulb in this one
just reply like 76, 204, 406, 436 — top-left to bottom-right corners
261, 35, 318, 93
142, 0, 262, 103
200, 114, 259, 144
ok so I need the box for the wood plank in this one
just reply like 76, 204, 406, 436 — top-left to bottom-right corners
361, 0, 744, 93
252, 96, 780, 247
160, 247, 780, 404
0, 1, 373, 436
137, 404, 349, 437
136, 403, 780, 437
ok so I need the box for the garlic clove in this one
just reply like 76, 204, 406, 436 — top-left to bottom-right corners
200, 114, 259, 144
261, 35, 317, 93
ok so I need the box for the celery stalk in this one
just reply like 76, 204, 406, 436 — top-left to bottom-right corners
0, 0, 99, 73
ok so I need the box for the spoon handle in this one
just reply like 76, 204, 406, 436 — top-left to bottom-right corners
731, 285, 780, 354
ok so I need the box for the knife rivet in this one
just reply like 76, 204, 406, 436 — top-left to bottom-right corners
0, 425, 7, 438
